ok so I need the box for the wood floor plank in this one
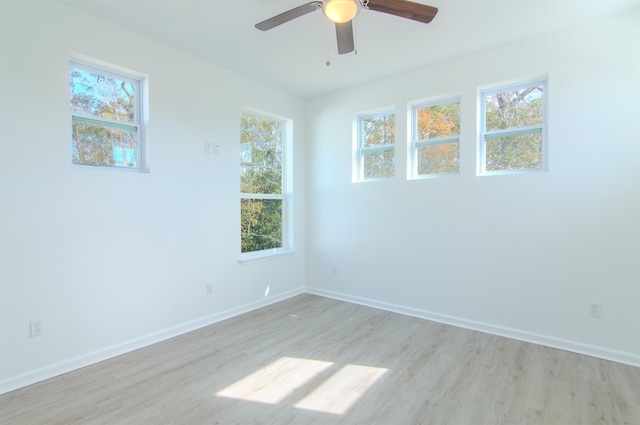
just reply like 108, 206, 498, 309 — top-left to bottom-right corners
1, 294, 638, 424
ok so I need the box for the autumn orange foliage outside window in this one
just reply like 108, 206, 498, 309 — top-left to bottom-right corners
411, 98, 461, 177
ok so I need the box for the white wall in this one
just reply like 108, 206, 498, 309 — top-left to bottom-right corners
305, 9, 640, 365
0, 1, 306, 392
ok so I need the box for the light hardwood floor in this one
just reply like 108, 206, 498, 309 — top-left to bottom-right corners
1, 294, 639, 424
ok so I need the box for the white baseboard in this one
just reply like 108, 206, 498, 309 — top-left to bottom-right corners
306, 287, 640, 368
0, 287, 304, 395
3, 286, 637, 395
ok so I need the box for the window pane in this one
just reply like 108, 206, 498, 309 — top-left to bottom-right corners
363, 150, 394, 179
240, 113, 282, 195
362, 114, 394, 147
72, 121, 137, 167
417, 143, 459, 175
416, 102, 460, 140
241, 198, 283, 253
69, 66, 136, 123
486, 132, 542, 171
485, 84, 543, 131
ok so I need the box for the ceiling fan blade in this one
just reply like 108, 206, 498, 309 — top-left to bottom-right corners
366, 0, 438, 24
255, 1, 323, 31
335, 21, 355, 55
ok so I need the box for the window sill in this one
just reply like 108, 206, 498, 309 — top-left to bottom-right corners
238, 249, 296, 264
355, 176, 395, 183
478, 167, 548, 177
410, 172, 460, 180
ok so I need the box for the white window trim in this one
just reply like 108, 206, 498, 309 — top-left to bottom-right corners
353, 108, 396, 182
69, 58, 147, 172
478, 78, 548, 176
408, 95, 461, 180
239, 110, 294, 261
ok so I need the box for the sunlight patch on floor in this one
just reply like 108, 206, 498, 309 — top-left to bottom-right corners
215, 356, 333, 404
294, 364, 388, 414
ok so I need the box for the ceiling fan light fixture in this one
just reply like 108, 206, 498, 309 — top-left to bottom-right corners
323, 0, 359, 24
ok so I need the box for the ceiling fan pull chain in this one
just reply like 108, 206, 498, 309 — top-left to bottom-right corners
353, 15, 358, 55
326, 19, 332, 66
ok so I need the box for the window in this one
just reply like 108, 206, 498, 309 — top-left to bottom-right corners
410, 97, 460, 178
479, 80, 547, 174
69, 60, 143, 169
355, 110, 395, 181
240, 111, 291, 256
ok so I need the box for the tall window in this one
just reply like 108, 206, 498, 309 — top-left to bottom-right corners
240, 112, 290, 255
410, 97, 460, 178
479, 80, 547, 174
69, 60, 143, 169
356, 110, 395, 181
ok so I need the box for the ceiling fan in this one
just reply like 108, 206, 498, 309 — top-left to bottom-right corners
255, 0, 438, 55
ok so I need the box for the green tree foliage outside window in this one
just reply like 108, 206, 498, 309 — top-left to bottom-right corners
359, 112, 395, 180
69, 62, 140, 168
483, 83, 545, 172
414, 100, 460, 176
240, 113, 286, 254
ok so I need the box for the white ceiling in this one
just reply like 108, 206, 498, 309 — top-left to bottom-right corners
63, 0, 637, 98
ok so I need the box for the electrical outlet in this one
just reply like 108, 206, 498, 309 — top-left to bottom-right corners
30, 320, 43, 337
205, 283, 213, 294
331, 266, 337, 275
588, 302, 602, 318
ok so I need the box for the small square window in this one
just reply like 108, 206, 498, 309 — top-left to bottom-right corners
410, 98, 460, 178
479, 80, 546, 174
355, 110, 395, 181
69, 60, 144, 170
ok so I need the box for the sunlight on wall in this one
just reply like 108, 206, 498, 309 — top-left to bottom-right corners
215, 356, 388, 415
215, 357, 333, 404
294, 364, 388, 414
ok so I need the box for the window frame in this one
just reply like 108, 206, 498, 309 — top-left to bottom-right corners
353, 108, 396, 182
409, 95, 461, 179
69, 59, 145, 171
239, 110, 293, 261
478, 78, 548, 176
